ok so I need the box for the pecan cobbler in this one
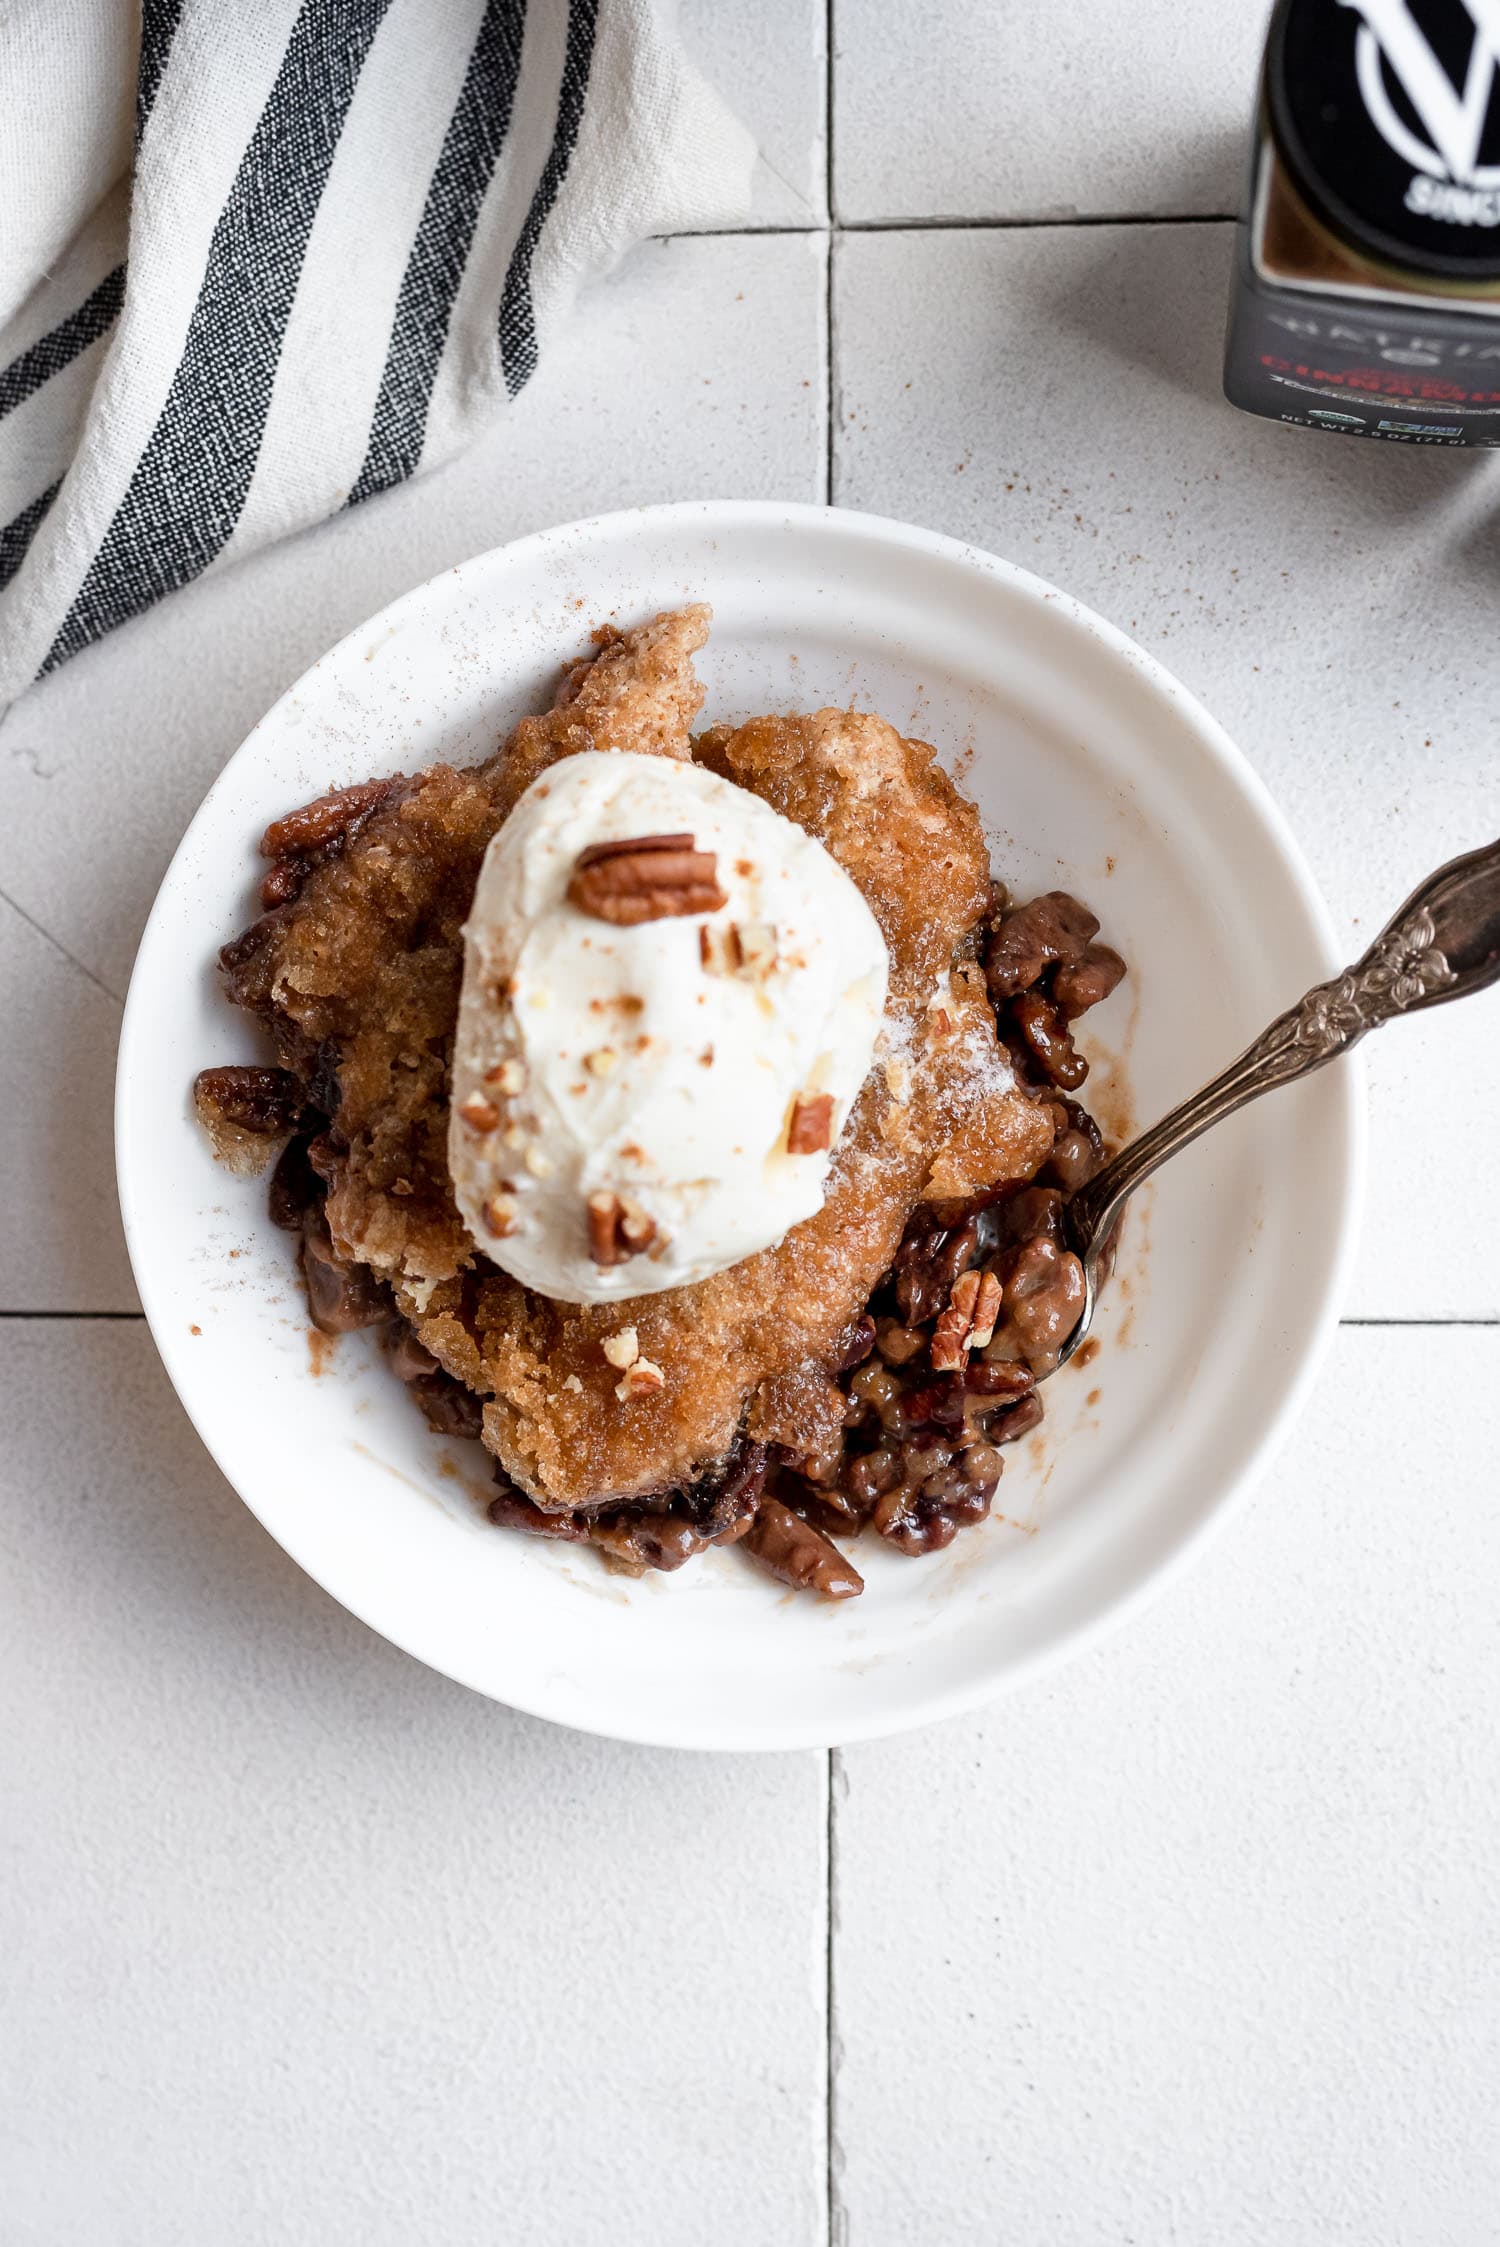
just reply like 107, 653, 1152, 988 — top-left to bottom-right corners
195, 606, 1125, 1600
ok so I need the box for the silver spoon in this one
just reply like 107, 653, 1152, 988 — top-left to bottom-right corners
1053, 838, 1500, 1375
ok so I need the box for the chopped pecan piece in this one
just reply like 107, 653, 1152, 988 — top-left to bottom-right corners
787, 1092, 834, 1154
489, 1478, 588, 1541
481, 1193, 517, 1238
587, 1191, 624, 1265
988, 1236, 1087, 1372
1008, 990, 1088, 1091
217, 913, 282, 976
694, 1439, 771, 1542
742, 1496, 863, 1599
619, 1202, 657, 1252
408, 1368, 485, 1438
875, 1316, 926, 1365
260, 858, 307, 908
616, 1356, 666, 1403
983, 890, 1099, 1002
267, 1134, 322, 1230
457, 1092, 501, 1133
590, 1508, 706, 1573
830, 1313, 877, 1371
701, 921, 778, 975
586, 1191, 658, 1266
1052, 943, 1126, 1019
300, 1214, 392, 1336
993, 1391, 1045, 1445
390, 1330, 439, 1381
961, 1357, 1034, 1397
192, 1064, 302, 1137
569, 840, 726, 926
734, 922, 777, 972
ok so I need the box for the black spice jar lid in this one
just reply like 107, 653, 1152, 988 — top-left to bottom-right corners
1267, 0, 1500, 282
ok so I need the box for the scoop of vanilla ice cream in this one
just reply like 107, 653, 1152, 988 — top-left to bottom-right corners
448, 749, 889, 1303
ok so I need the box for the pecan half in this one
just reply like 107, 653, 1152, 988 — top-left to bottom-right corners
967, 1269, 1002, 1349
260, 779, 395, 860
575, 832, 694, 868
929, 1268, 1003, 1370
569, 841, 726, 926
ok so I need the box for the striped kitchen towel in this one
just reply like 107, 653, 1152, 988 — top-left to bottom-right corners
0, 0, 754, 708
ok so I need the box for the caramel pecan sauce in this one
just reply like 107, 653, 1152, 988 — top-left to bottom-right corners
196, 606, 1124, 1596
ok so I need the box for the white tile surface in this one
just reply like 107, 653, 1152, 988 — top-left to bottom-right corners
0, 1321, 827, 2247
833, 222, 1500, 1318
0, 897, 136, 1311
833, 1325, 1500, 2247
832, 0, 1264, 222
680, 0, 826, 225
7, 12, 1500, 2229
0, 232, 824, 1311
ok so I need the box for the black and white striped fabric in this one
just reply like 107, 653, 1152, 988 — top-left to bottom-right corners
0, 0, 752, 706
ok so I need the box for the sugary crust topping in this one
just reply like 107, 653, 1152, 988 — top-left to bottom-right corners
221, 612, 1053, 1513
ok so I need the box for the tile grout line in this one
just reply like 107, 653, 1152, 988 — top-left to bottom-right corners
0, 880, 124, 1008
824, 226, 837, 513
841, 209, 1237, 233
660, 210, 1237, 242
826, 1743, 842, 2247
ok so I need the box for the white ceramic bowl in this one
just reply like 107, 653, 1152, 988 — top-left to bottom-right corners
116, 502, 1362, 1750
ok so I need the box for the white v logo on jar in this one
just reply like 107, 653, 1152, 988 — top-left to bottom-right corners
1342, 0, 1500, 187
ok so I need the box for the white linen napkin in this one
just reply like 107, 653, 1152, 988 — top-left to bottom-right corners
0, 0, 754, 707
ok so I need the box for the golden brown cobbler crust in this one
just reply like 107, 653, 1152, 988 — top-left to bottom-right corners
224, 606, 1052, 1511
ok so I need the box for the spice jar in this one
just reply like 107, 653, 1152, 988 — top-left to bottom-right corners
1225, 0, 1500, 445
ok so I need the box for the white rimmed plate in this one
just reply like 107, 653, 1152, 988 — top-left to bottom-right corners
116, 502, 1362, 1750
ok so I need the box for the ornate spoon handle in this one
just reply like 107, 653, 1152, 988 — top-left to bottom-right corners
1066, 838, 1500, 1259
